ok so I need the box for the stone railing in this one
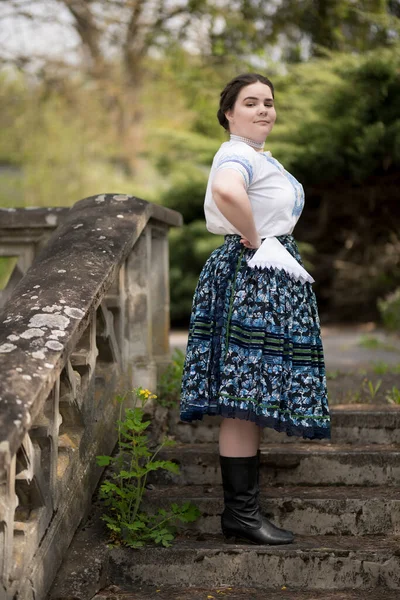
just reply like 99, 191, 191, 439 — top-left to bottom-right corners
0, 195, 182, 600
0, 207, 70, 309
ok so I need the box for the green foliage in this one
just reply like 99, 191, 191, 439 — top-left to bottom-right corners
0, 257, 17, 290
326, 370, 340, 380
161, 166, 208, 224
96, 387, 200, 548
378, 287, 400, 332
386, 386, 400, 404
156, 349, 185, 408
371, 361, 390, 375
270, 0, 397, 60
270, 47, 400, 185
358, 335, 400, 352
168, 220, 224, 323
362, 377, 382, 400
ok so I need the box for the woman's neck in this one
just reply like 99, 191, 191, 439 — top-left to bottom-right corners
230, 133, 265, 151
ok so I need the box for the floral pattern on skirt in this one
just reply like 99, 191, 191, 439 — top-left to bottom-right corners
179, 234, 331, 440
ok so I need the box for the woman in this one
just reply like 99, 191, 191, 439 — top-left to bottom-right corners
179, 73, 331, 546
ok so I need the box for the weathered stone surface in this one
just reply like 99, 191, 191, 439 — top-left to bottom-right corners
0, 207, 71, 309
168, 404, 400, 445
92, 586, 400, 600
47, 509, 109, 600
0, 194, 182, 462
142, 484, 400, 537
152, 442, 400, 487
0, 196, 182, 600
0, 207, 69, 230
49, 503, 400, 597
108, 535, 400, 590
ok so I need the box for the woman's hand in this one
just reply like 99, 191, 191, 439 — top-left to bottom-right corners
240, 236, 261, 249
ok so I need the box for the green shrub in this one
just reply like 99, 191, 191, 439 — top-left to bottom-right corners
157, 348, 185, 408
378, 287, 400, 332
96, 387, 200, 548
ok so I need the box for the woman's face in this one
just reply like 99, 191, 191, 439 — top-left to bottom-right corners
225, 81, 276, 142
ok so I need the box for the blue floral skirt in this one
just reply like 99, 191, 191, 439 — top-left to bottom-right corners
179, 234, 331, 440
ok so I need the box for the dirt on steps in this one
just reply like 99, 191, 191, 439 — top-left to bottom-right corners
92, 585, 397, 600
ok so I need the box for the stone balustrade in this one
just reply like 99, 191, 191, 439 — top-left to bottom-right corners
0, 207, 70, 309
0, 195, 182, 600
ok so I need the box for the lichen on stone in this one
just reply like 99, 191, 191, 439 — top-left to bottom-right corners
29, 314, 70, 330
64, 307, 85, 320
42, 305, 63, 313
49, 330, 66, 340
45, 340, 63, 351
45, 214, 58, 226
20, 328, 45, 339
0, 343, 16, 353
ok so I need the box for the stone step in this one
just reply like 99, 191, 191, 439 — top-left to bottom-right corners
153, 442, 400, 487
92, 585, 400, 600
143, 484, 400, 537
107, 534, 400, 590
168, 404, 400, 445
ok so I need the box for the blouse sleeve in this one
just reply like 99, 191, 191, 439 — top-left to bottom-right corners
213, 144, 257, 190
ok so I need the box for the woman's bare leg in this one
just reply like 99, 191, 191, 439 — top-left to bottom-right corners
219, 417, 262, 457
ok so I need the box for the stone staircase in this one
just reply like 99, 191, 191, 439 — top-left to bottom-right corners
49, 404, 400, 600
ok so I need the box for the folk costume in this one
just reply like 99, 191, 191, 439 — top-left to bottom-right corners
180, 136, 331, 441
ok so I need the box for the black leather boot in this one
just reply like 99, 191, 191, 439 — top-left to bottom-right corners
219, 454, 294, 545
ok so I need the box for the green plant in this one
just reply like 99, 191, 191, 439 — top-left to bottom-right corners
362, 378, 382, 401
378, 288, 400, 332
326, 370, 340, 380
358, 335, 400, 353
371, 361, 390, 375
345, 389, 361, 404
386, 386, 400, 405
96, 387, 200, 548
156, 348, 185, 408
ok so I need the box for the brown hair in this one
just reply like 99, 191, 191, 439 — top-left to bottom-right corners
217, 73, 275, 131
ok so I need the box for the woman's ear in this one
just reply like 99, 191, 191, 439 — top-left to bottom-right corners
225, 109, 234, 124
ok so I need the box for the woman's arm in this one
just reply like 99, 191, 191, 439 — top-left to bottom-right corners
212, 169, 261, 248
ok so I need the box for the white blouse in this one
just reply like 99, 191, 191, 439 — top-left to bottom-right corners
204, 139, 314, 284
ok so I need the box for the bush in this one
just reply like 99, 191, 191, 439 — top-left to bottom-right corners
96, 387, 200, 548
378, 287, 400, 332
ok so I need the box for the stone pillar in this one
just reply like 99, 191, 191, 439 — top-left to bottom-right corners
124, 226, 157, 394
150, 224, 172, 377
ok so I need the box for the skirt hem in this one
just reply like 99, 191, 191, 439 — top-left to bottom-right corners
180, 405, 331, 441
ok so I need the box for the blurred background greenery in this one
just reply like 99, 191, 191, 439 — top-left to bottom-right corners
0, 0, 399, 327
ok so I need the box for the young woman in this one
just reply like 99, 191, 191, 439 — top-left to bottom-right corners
180, 73, 331, 546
